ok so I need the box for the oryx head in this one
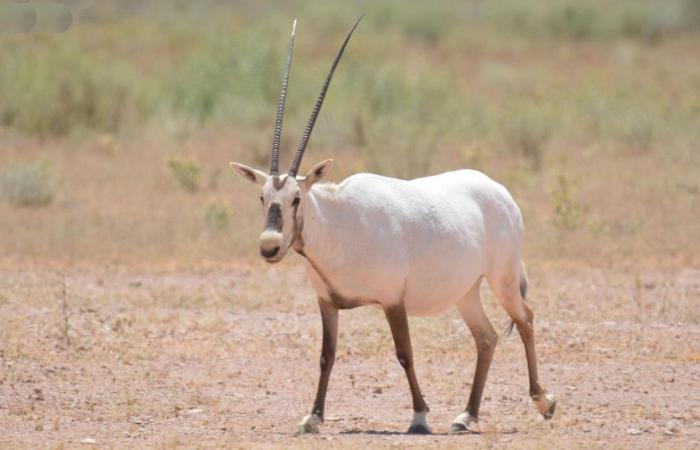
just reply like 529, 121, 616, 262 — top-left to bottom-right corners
231, 16, 361, 263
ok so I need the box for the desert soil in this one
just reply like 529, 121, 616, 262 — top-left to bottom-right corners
0, 264, 699, 448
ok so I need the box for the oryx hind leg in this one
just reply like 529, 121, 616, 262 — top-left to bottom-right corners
487, 262, 556, 420
451, 277, 497, 434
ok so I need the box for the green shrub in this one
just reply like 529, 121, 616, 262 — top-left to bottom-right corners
620, 112, 654, 151
1, 160, 55, 207
167, 28, 282, 127
0, 38, 143, 137
167, 157, 202, 193
347, 65, 458, 178
204, 199, 232, 231
547, 5, 600, 40
684, 0, 700, 27
503, 113, 551, 171
551, 173, 587, 231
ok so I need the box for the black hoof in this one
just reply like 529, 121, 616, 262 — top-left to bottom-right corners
407, 424, 432, 435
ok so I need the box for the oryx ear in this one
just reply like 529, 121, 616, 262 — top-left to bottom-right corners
230, 162, 268, 185
303, 159, 333, 189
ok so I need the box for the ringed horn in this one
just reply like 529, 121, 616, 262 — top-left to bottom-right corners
287, 14, 363, 177
270, 18, 297, 176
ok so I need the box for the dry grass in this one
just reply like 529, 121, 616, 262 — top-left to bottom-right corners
0, 125, 698, 268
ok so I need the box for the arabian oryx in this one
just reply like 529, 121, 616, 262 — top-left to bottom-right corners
231, 16, 556, 435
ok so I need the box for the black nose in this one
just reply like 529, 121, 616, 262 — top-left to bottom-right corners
261, 246, 280, 258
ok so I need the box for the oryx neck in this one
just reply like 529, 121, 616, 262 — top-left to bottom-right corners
297, 183, 342, 260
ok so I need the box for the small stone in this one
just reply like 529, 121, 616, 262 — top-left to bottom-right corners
80, 437, 97, 444
627, 428, 642, 435
373, 387, 382, 394
187, 408, 203, 415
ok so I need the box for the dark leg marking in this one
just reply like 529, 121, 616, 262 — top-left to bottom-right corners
452, 283, 497, 434
519, 273, 528, 300
309, 299, 338, 420
517, 303, 544, 398
515, 302, 556, 419
383, 303, 430, 434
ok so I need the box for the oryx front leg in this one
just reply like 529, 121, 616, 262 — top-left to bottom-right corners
451, 278, 497, 434
298, 299, 338, 434
384, 303, 431, 434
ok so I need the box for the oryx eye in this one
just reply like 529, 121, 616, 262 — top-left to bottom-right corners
259, 195, 264, 205
292, 197, 300, 207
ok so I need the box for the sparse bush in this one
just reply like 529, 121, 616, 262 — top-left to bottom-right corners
167, 157, 202, 193
0, 39, 143, 137
204, 199, 232, 232
620, 7, 664, 42
551, 173, 587, 231
587, 216, 611, 237
547, 5, 600, 40
620, 112, 654, 151
168, 29, 282, 127
684, 0, 700, 27
504, 115, 550, 171
1, 160, 55, 207
537, 1, 693, 42
348, 65, 456, 178
374, 1, 450, 44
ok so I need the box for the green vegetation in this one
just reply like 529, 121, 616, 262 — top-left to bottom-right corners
204, 199, 232, 232
167, 156, 203, 193
1, 0, 698, 147
1, 160, 55, 207
551, 173, 588, 232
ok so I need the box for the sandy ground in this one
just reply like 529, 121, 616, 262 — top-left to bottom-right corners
0, 263, 699, 448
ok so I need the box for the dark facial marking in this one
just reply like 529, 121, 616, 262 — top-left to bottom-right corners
272, 176, 287, 190
261, 246, 280, 258
265, 203, 283, 232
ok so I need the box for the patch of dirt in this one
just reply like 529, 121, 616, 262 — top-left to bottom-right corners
0, 265, 698, 448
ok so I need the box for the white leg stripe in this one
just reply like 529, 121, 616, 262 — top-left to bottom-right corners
411, 411, 429, 428
452, 412, 481, 433
297, 414, 321, 434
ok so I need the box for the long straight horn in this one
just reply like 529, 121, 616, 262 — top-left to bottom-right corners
270, 19, 297, 176
288, 14, 363, 177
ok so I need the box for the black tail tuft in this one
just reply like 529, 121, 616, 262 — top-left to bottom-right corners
502, 320, 516, 339
502, 266, 527, 342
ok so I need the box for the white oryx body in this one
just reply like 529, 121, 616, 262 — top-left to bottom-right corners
230, 16, 555, 435
301, 170, 522, 317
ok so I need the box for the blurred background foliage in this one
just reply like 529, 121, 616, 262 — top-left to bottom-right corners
0, 0, 698, 266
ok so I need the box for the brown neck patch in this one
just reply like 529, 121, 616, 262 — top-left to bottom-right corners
295, 248, 375, 310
